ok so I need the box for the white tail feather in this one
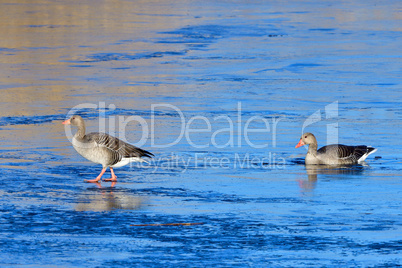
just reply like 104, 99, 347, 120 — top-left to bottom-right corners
111, 157, 149, 168
357, 148, 377, 163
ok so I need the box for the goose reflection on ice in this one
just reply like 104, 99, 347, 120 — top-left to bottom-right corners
75, 187, 143, 212
299, 163, 367, 191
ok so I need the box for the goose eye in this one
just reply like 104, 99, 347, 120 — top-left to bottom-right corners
304, 136, 307, 138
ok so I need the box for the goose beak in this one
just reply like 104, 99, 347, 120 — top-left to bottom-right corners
295, 138, 304, 148
62, 119, 71, 125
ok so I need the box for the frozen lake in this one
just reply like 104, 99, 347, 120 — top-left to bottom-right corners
0, 0, 401, 267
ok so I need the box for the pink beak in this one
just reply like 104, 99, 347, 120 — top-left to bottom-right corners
62, 119, 71, 125
295, 138, 304, 148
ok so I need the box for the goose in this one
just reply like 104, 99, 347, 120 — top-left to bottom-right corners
295, 132, 377, 165
63, 115, 153, 183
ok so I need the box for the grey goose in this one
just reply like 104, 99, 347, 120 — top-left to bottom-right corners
63, 115, 153, 183
295, 132, 377, 165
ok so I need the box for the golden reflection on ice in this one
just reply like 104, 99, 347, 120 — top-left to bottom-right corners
299, 164, 366, 191
75, 189, 143, 212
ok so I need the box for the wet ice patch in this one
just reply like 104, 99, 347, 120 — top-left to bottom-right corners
0, 114, 66, 126
70, 51, 188, 63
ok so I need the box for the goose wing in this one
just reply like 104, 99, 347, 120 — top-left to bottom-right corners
86, 132, 154, 158
317, 144, 372, 163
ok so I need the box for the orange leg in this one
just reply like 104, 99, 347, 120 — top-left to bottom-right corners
85, 168, 106, 183
104, 167, 118, 182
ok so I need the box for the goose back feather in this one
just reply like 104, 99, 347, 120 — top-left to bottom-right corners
316, 144, 377, 164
